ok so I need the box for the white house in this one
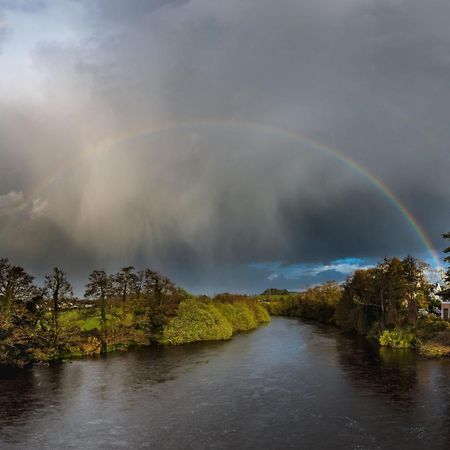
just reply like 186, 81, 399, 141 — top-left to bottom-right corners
442, 302, 450, 320
436, 285, 450, 320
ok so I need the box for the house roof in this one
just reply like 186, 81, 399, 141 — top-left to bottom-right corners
437, 287, 450, 297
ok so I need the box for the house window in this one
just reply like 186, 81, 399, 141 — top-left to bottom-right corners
444, 308, 449, 320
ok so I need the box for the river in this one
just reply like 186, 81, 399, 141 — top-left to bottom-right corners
1, 317, 450, 449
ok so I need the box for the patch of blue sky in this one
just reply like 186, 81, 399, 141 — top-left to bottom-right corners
249, 257, 373, 281
332, 257, 366, 265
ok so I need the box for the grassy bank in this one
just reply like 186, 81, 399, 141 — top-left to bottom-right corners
30, 300, 152, 362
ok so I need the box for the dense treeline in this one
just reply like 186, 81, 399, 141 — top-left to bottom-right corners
265, 281, 342, 324
0, 260, 185, 366
264, 233, 450, 358
265, 256, 435, 330
0, 261, 269, 367
334, 255, 450, 356
335, 256, 432, 334
2, 233, 448, 365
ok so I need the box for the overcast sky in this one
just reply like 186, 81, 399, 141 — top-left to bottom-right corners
0, 0, 449, 294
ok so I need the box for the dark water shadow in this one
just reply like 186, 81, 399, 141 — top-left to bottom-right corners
0, 338, 232, 432
334, 332, 418, 406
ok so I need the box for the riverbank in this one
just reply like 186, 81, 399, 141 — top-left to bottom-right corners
261, 282, 450, 359
159, 298, 270, 345
0, 297, 270, 368
259, 255, 450, 359
379, 319, 450, 358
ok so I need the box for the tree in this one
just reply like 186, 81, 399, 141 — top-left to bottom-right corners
0, 294, 44, 367
402, 255, 430, 325
85, 270, 111, 325
336, 256, 432, 333
142, 269, 179, 337
0, 259, 42, 367
444, 232, 450, 259
113, 266, 138, 302
379, 257, 406, 328
336, 268, 380, 334
444, 232, 450, 283
0, 258, 36, 311
134, 270, 145, 299
143, 269, 178, 306
439, 232, 450, 301
44, 267, 73, 347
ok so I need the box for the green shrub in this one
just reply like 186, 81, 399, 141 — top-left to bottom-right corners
229, 303, 257, 330
160, 300, 233, 345
266, 300, 290, 316
213, 303, 243, 332
81, 316, 101, 331
416, 315, 450, 341
213, 300, 270, 332
379, 328, 418, 349
253, 303, 271, 323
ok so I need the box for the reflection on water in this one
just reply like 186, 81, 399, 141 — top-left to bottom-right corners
1, 318, 450, 449
335, 332, 418, 404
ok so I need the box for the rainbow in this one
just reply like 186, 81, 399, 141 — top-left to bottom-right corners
0, 118, 442, 269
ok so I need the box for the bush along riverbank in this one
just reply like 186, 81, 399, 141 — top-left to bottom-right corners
262, 253, 450, 359
160, 297, 270, 345
0, 259, 269, 368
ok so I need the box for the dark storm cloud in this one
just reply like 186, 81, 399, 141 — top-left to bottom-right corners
0, 0, 449, 293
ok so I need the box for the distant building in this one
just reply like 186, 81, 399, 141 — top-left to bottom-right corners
441, 302, 450, 321
438, 287, 450, 301
436, 285, 450, 320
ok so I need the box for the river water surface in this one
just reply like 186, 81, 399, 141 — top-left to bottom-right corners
1, 317, 450, 449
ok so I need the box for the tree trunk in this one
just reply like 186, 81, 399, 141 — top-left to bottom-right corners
52, 281, 60, 348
